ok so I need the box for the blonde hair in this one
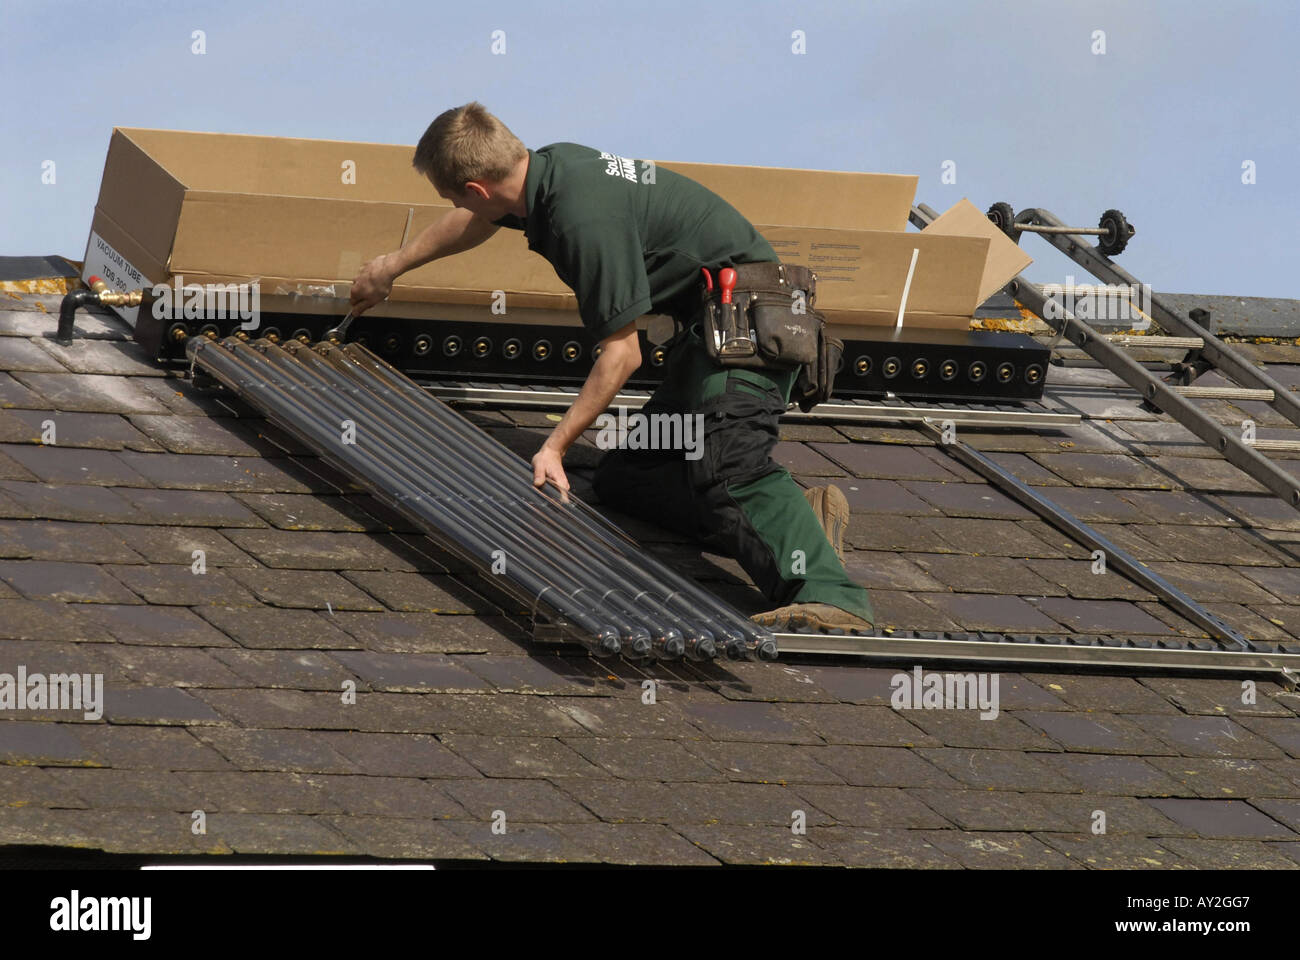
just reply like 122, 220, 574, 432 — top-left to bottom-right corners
413, 102, 527, 194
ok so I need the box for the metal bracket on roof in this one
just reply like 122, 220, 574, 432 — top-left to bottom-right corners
915, 417, 1251, 651
420, 383, 1082, 431
775, 630, 1300, 678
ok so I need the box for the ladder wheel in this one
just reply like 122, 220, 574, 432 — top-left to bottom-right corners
986, 201, 1017, 239
1097, 208, 1132, 256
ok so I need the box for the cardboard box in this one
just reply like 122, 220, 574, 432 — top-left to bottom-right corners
84, 128, 1029, 331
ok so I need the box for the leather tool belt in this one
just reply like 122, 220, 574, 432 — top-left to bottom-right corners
696, 261, 842, 412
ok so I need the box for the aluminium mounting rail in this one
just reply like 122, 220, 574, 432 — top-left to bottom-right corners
773, 630, 1300, 678
421, 382, 1084, 429
909, 202, 1300, 512
187, 335, 779, 663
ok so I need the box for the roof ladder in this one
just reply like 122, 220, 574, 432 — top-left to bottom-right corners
910, 203, 1300, 509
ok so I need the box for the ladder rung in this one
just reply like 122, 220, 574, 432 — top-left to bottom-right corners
1245, 438, 1300, 452
1105, 335, 1204, 349
1171, 385, 1275, 401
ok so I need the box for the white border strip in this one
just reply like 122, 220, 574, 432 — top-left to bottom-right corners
895, 247, 919, 332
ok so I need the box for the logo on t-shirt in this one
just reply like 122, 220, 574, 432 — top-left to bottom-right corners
599, 150, 638, 182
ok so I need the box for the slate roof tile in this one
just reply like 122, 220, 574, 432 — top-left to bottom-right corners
902, 479, 1037, 520
1142, 798, 1295, 839
842, 552, 948, 592
1137, 714, 1287, 759
805, 826, 961, 867
117, 488, 267, 527
557, 779, 836, 826
8, 372, 168, 415
193, 605, 360, 649
1144, 756, 1300, 799
438, 735, 615, 779
868, 589, 965, 631
1152, 837, 1300, 869
1016, 712, 1176, 756
913, 747, 1078, 792
439, 778, 598, 823
328, 651, 490, 693
1028, 791, 1191, 835
222, 567, 386, 610
811, 745, 962, 788
1141, 676, 1298, 718
99, 646, 247, 688
547, 822, 720, 865
1032, 833, 1191, 869
0, 559, 142, 604
563, 737, 725, 781
0, 764, 91, 809
1032, 598, 1175, 635
324, 610, 520, 654
906, 553, 1064, 596
908, 787, 1076, 832
674, 824, 840, 865
201, 813, 359, 855
321, 817, 486, 860
231, 492, 389, 532
917, 593, 1062, 632
102, 563, 258, 606
113, 451, 319, 494
102, 524, 257, 567
790, 786, 952, 829
319, 731, 481, 778
32, 337, 166, 377
0, 479, 143, 523
914, 829, 1081, 869
0, 518, 143, 564
810, 441, 964, 481
70, 725, 233, 771
773, 703, 936, 746
340, 571, 495, 612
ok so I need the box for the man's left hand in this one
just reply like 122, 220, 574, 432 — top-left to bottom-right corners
531, 442, 570, 502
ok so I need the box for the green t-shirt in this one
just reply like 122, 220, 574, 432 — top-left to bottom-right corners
492, 142, 778, 342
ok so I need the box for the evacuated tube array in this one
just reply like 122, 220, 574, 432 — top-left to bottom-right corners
187, 335, 778, 661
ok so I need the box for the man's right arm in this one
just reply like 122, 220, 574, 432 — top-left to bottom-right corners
350, 208, 500, 313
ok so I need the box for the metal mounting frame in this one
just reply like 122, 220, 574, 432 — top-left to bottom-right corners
420, 383, 1083, 429
773, 631, 1300, 679
915, 419, 1248, 648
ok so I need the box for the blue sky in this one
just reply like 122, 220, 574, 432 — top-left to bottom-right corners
2, 0, 1295, 297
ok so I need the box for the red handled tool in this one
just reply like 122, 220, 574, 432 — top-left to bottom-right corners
714, 266, 754, 358
719, 267, 736, 304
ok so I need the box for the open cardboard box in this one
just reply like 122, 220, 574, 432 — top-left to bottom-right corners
83, 128, 1031, 332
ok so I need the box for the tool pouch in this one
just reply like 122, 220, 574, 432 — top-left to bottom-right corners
792, 322, 843, 412
699, 262, 821, 371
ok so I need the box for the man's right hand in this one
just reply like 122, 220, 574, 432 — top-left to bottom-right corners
350, 253, 398, 315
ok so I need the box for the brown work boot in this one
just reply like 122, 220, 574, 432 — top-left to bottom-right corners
752, 602, 874, 635
803, 484, 849, 562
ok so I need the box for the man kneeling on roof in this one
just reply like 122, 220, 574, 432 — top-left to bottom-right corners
349, 102, 874, 634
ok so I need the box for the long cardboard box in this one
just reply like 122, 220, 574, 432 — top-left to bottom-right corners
84, 128, 1029, 331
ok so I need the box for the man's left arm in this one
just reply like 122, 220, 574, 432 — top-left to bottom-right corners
531, 215, 652, 493
531, 320, 641, 493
